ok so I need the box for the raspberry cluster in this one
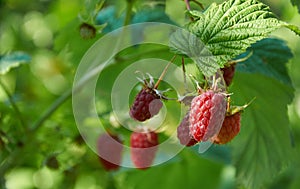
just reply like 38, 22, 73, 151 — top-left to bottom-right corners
97, 58, 245, 171
176, 65, 245, 146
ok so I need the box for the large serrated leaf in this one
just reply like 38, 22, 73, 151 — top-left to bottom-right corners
230, 73, 294, 188
236, 38, 293, 86
185, 0, 283, 67
0, 52, 31, 75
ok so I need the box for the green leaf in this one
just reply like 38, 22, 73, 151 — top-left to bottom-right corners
291, 0, 300, 13
230, 73, 294, 188
190, 144, 232, 165
236, 38, 293, 86
96, 5, 174, 34
186, 0, 283, 68
169, 29, 219, 76
0, 52, 31, 75
132, 6, 175, 24
115, 150, 223, 189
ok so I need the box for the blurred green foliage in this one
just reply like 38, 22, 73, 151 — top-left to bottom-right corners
0, 0, 300, 189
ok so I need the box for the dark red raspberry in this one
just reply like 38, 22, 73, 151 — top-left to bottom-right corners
221, 64, 235, 86
130, 131, 158, 169
189, 90, 227, 142
130, 88, 163, 122
212, 112, 241, 144
96, 133, 123, 171
177, 113, 198, 146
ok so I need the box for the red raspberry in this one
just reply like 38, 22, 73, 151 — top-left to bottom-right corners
96, 133, 123, 171
221, 64, 235, 86
130, 131, 158, 169
130, 88, 163, 122
177, 113, 198, 146
212, 112, 241, 144
189, 90, 227, 142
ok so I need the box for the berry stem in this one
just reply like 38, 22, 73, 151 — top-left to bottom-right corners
184, 0, 191, 10
227, 51, 253, 66
181, 57, 189, 93
190, 0, 205, 10
154, 55, 177, 89
124, 0, 134, 26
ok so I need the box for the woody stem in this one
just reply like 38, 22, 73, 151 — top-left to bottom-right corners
154, 55, 177, 89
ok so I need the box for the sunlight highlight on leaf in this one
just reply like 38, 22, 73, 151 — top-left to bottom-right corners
0, 52, 31, 75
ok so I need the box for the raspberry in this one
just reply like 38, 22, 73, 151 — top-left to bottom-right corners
130, 88, 163, 121
130, 131, 158, 169
96, 133, 123, 171
177, 113, 198, 146
212, 112, 241, 144
189, 90, 227, 142
221, 64, 235, 86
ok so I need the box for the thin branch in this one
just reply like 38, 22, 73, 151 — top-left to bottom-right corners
154, 55, 177, 89
184, 0, 191, 11
31, 89, 72, 132
181, 57, 188, 93
0, 79, 27, 130
190, 0, 205, 10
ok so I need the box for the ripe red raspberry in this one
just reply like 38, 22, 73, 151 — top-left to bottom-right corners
212, 112, 241, 144
130, 88, 163, 121
189, 90, 227, 142
130, 131, 158, 169
97, 133, 123, 171
177, 113, 198, 146
221, 64, 235, 86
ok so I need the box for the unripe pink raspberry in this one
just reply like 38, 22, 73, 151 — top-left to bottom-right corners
189, 90, 227, 142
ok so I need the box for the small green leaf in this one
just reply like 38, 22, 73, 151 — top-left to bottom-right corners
236, 38, 293, 86
0, 52, 31, 75
169, 29, 219, 76
230, 73, 294, 188
186, 0, 283, 68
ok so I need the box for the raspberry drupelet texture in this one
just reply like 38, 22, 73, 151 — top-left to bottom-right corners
130, 88, 163, 122
177, 113, 198, 146
189, 90, 227, 142
130, 131, 158, 169
213, 112, 241, 144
